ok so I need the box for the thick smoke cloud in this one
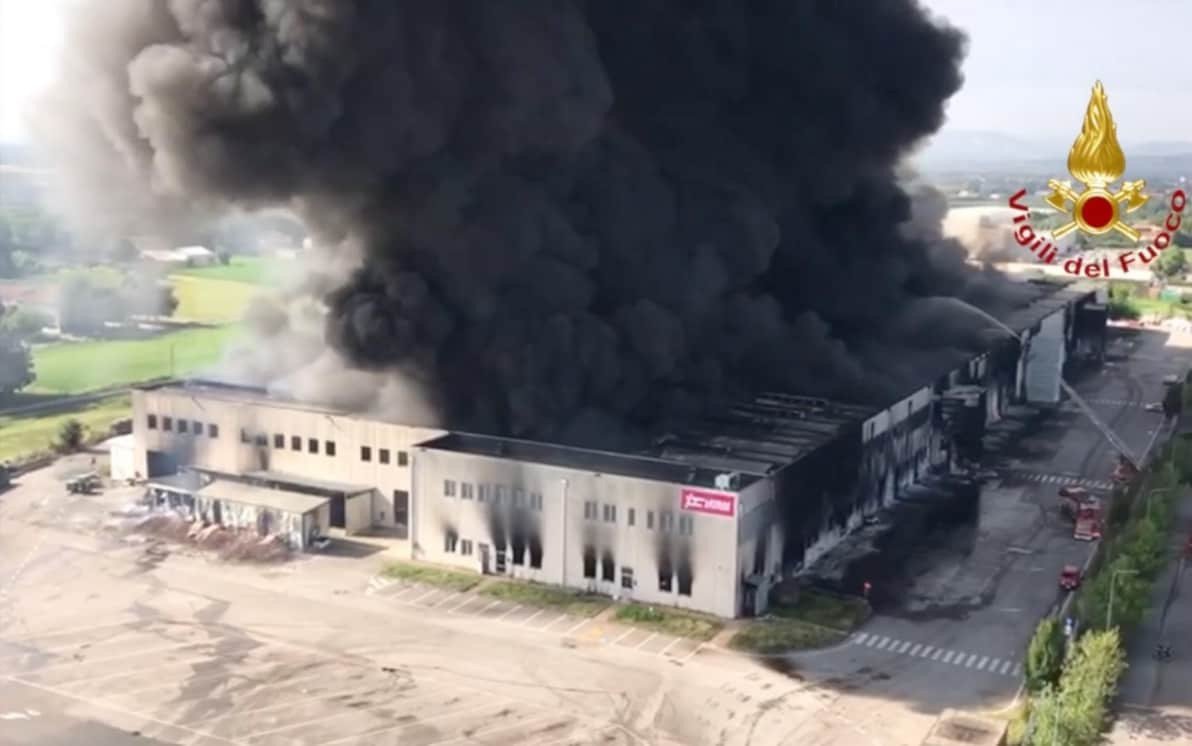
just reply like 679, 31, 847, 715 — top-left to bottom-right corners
37, 0, 1044, 446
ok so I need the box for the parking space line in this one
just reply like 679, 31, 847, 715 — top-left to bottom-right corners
412, 589, 440, 605
930, 648, 943, 660
495, 604, 522, 621
633, 633, 657, 650
49, 646, 260, 688
658, 638, 681, 657
479, 600, 502, 614
611, 629, 636, 645
540, 613, 570, 631
679, 644, 702, 662
0, 619, 135, 645
5, 675, 245, 746
391, 584, 423, 601
0, 628, 145, 663
520, 610, 545, 627
183, 678, 437, 726
563, 618, 591, 636
19, 638, 224, 675
128, 660, 340, 706
449, 595, 477, 613
434, 592, 460, 608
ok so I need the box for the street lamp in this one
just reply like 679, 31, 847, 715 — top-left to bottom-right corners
943, 298, 1140, 469
1107, 568, 1139, 629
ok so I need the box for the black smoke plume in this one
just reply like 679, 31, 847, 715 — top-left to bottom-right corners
37, 0, 1043, 446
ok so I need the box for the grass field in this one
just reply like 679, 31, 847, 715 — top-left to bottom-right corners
380, 561, 481, 592
170, 256, 280, 285
729, 618, 846, 654
479, 581, 610, 617
614, 603, 724, 641
0, 394, 130, 464
171, 275, 262, 323
28, 326, 241, 394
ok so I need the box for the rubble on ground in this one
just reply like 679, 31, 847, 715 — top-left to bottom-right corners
125, 511, 291, 563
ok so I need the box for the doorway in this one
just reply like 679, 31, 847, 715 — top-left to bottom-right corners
393, 490, 410, 539
479, 543, 491, 574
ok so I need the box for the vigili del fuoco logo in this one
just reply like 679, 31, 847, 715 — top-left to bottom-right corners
1007, 81, 1185, 278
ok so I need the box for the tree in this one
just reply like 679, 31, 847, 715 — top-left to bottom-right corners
1152, 247, 1188, 281
0, 332, 33, 395
57, 418, 85, 452
57, 275, 126, 335
1025, 617, 1066, 692
1, 305, 54, 339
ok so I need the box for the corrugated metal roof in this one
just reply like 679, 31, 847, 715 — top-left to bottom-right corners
196, 480, 330, 514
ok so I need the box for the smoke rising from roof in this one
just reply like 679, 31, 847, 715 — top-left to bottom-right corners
37, 0, 1043, 446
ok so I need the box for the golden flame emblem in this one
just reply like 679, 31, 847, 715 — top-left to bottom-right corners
1044, 81, 1148, 240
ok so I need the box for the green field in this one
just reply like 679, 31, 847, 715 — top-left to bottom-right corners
0, 394, 130, 464
171, 275, 262, 323
170, 256, 280, 285
29, 326, 241, 394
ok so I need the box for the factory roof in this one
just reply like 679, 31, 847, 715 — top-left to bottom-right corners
994, 279, 1098, 335
196, 480, 330, 515
417, 431, 767, 490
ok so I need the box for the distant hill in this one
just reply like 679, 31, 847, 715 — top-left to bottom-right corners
913, 130, 1192, 178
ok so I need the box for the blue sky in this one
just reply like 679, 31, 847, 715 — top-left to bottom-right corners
2, 0, 1189, 143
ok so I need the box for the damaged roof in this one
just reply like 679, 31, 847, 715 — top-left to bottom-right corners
993, 279, 1098, 335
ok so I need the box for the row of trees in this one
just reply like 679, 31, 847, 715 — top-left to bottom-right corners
57, 274, 177, 336
1024, 629, 1127, 746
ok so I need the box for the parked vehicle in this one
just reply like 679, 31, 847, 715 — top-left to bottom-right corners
66, 472, 100, 495
1058, 487, 1102, 541
1059, 565, 1082, 590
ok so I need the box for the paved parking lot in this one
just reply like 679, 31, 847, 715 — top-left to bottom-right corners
366, 576, 705, 662
0, 617, 633, 746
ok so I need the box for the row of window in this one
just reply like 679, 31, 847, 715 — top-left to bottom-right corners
443, 533, 545, 570
241, 430, 340, 457
361, 446, 408, 466
147, 414, 219, 438
581, 501, 693, 535
442, 480, 544, 511
579, 557, 692, 596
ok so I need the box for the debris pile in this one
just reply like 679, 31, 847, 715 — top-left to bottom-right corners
129, 512, 290, 563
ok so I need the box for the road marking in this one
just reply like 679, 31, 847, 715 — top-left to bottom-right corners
919, 645, 934, 658
942, 651, 955, 663
435, 592, 460, 608
987, 658, 1001, 673
999, 660, 1013, 675
412, 588, 440, 604
634, 634, 657, 650
0, 619, 135, 645
495, 604, 522, 621
658, 638, 682, 657
449, 595, 475, 613
853, 633, 869, 645
479, 600, 502, 614
908, 644, 923, 656
1013, 663, 1023, 676
895, 641, 912, 654
977, 656, 989, 670
611, 629, 636, 645
874, 637, 890, 650
540, 613, 570, 631
931, 648, 943, 660
520, 610, 544, 626
964, 654, 978, 668
864, 635, 881, 648
18, 638, 225, 675
563, 618, 591, 636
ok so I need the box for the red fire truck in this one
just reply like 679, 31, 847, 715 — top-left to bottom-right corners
1058, 486, 1103, 541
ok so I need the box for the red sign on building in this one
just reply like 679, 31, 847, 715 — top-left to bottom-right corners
680, 488, 736, 518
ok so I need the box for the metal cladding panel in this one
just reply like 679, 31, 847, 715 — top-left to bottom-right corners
1024, 312, 1066, 403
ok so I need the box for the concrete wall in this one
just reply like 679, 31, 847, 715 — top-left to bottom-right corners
132, 388, 444, 534
412, 446, 753, 618
345, 491, 372, 535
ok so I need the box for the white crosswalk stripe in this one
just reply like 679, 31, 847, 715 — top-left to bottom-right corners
1003, 471, 1114, 491
848, 633, 1020, 677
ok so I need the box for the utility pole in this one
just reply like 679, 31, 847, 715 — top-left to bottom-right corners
1107, 568, 1139, 629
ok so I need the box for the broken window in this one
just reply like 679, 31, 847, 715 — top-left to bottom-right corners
601, 555, 615, 582
147, 414, 158, 429
397, 450, 409, 466
307, 438, 318, 454
511, 542, 526, 566
361, 446, 372, 462
529, 539, 543, 568
495, 545, 507, 574
444, 479, 456, 497
621, 567, 634, 589
208, 423, 218, 438
273, 434, 284, 449
163, 417, 173, 431
325, 441, 336, 456
659, 572, 673, 592
677, 566, 693, 596
582, 549, 597, 579
379, 448, 390, 464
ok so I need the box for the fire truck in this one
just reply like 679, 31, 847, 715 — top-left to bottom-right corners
1058, 486, 1103, 541
1111, 454, 1139, 485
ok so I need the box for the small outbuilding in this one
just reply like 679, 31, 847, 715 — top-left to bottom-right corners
193, 480, 331, 552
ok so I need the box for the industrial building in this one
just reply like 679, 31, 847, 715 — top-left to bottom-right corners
128, 280, 1105, 617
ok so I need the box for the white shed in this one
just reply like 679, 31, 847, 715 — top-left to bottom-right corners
108, 434, 138, 482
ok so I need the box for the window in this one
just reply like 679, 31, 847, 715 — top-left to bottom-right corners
147, 414, 158, 430
659, 572, 673, 592
627, 508, 636, 527
601, 555, 615, 582
307, 438, 318, 454
379, 448, 390, 464
177, 420, 188, 434
444, 533, 458, 553
290, 435, 301, 451
678, 515, 694, 537
647, 511, 655, 530
163, 417, 173, 431
583, 501, 597, 520
361, 446, 372, 462
460, 483, 473, 500
460, 539, 473, 556
660, 510, 675, 533
494, 486, 507, 505
621, 567, 634, 589
273, 434, 285, 449
192, 421, 203, 435
208, 423, 218, 438
325, 441, 336, 456
254, 434, 267, 447
444, 479, 456, 497
602, 504, 616, 523
530, 492, 543, 511
477, 485, 487, 503
529, 544, 542, 569
397, 451, 409, 466
582, 550, 596, 579
240, 428, 249, 443
677, 571, 692, 596
513, 488, 525, 508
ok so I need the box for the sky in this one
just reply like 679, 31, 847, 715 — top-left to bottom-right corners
0, 0, 1189, 144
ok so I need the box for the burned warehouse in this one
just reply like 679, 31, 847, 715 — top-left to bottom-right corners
131, 281, 1105, 618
